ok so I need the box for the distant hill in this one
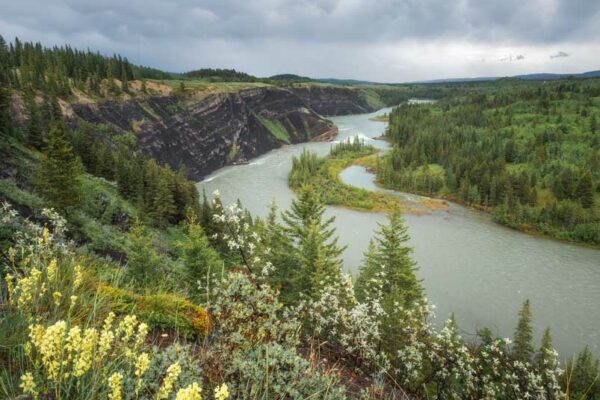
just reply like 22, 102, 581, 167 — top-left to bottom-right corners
413, 70, 600, 84
182, 68, 258, 82
268, 74, 312, 82
315, 78, 382, 85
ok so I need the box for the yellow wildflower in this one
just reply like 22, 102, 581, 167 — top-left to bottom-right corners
175, 382, 203, 400
214, 383, 229, 400
70, 295, 78, 308
47, 259, 58, 282
97, 329, 115, 362
5, 273, 14, 297
108, 372, 123, 400
134, 322, 149, 348
158, 362, 182, 399
73, 328, 98, 377
117, 315, 137, 342
37, 320, 67, 380
16, 277, 34, 311
65, 326, 82, 365
19, 372, 38, 398
73, 264, 83, 288
53, 291, 62, 307
135, 352, 151, 393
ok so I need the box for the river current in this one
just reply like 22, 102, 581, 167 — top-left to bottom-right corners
198, 106, 600, 359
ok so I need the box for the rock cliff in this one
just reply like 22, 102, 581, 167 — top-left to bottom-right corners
70, 86, 379, 180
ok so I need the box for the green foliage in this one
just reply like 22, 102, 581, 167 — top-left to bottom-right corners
563, 347, 600, 400
205, 271, 347, 399
282, 185, 345, 298
177, 214, 222, 300
124, 218, 167, 285
513, 299, 534, 363
33, 123, 82, 211
355, 208, 422, 308
379, 80, 600, 244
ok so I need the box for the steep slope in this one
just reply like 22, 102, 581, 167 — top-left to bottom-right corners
69, 86, 377, 180
290, 86, 383, 115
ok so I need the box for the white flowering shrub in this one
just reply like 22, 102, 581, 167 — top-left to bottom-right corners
205, 270, 347, 399
293, 274, 389, 374
210, 195, 273, 279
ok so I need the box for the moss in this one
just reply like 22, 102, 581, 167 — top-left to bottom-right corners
252, 112, 291, 144
99, 284, 211, 338
0, 179, 45, 211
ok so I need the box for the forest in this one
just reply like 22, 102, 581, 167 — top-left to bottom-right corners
1, 35, 600, 399
378, 79, 600, 244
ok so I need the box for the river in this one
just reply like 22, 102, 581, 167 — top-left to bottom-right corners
198, 106, 600, 360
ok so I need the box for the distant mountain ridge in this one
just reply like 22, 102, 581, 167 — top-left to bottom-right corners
411, 70, 600, 84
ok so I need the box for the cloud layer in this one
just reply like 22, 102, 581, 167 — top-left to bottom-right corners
1, 0, 599, 81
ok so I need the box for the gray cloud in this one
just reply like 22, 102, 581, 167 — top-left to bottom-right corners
550, 51, 569, 59
516, 54, 525, 60
0, 0, 599, 81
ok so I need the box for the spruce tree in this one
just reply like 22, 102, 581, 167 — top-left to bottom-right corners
357, 207, 421, 307
25, 90, 43, 149
513, 299, 534, 363
34, 123, 81, 211
0, 36, 12, 140
576, 171, 594, 209
125, 218, 163, 285
179, 214, 222, 300
563, 347, 600, 400
282, 185, 344, 297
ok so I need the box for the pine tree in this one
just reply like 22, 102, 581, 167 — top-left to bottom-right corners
34, 123, 81, 211
125, 218, 163, 284
356, 208, 421, 307
0, 35, 12, 140
121, 63, 129, 93
262, 201, 301, 303
179, 214, 222, 300
563, 347, 600, 400
513, 299, 534, 363
576, 171, 595, 209
282, 185, 344, 297
25, 90, 43, 149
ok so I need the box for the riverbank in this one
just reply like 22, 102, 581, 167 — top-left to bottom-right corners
347, 152, 600, 249
288, 143, 449, 215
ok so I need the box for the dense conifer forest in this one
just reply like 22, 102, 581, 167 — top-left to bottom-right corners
378, 80, 600, 244
1, 36, 599, 399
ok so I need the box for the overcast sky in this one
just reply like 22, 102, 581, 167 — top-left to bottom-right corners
1, 0, 599, 82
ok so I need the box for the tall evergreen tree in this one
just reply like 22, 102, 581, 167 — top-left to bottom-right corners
513, 299, 534, 363
34, 123, 81, 211
178, 214, 222, 300
577, 171, 595, 209
282, 185, 344, 297
356, 207, 422, 307
563, 347, 600, 400
0, 35, 12, 140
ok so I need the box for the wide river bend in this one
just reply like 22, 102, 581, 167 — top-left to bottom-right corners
198, 106, 600, 359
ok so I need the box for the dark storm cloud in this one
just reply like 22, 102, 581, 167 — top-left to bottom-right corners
3, 0, 599, 44
0, 0, 599, 80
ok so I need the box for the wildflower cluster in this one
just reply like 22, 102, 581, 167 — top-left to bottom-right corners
294, 274, 389, 372
3, 204, 86, 320
21, 313, 229, 399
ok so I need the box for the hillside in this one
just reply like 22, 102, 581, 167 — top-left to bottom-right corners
1, 36, 599, 400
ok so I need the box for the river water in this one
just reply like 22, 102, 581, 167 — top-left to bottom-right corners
198, 106, 600, 360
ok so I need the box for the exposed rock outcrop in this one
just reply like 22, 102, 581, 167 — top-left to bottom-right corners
70, 86, 378, 180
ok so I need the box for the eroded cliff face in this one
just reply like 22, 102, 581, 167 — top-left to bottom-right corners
70, 86, 375, 180
290, 86, 380, 115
